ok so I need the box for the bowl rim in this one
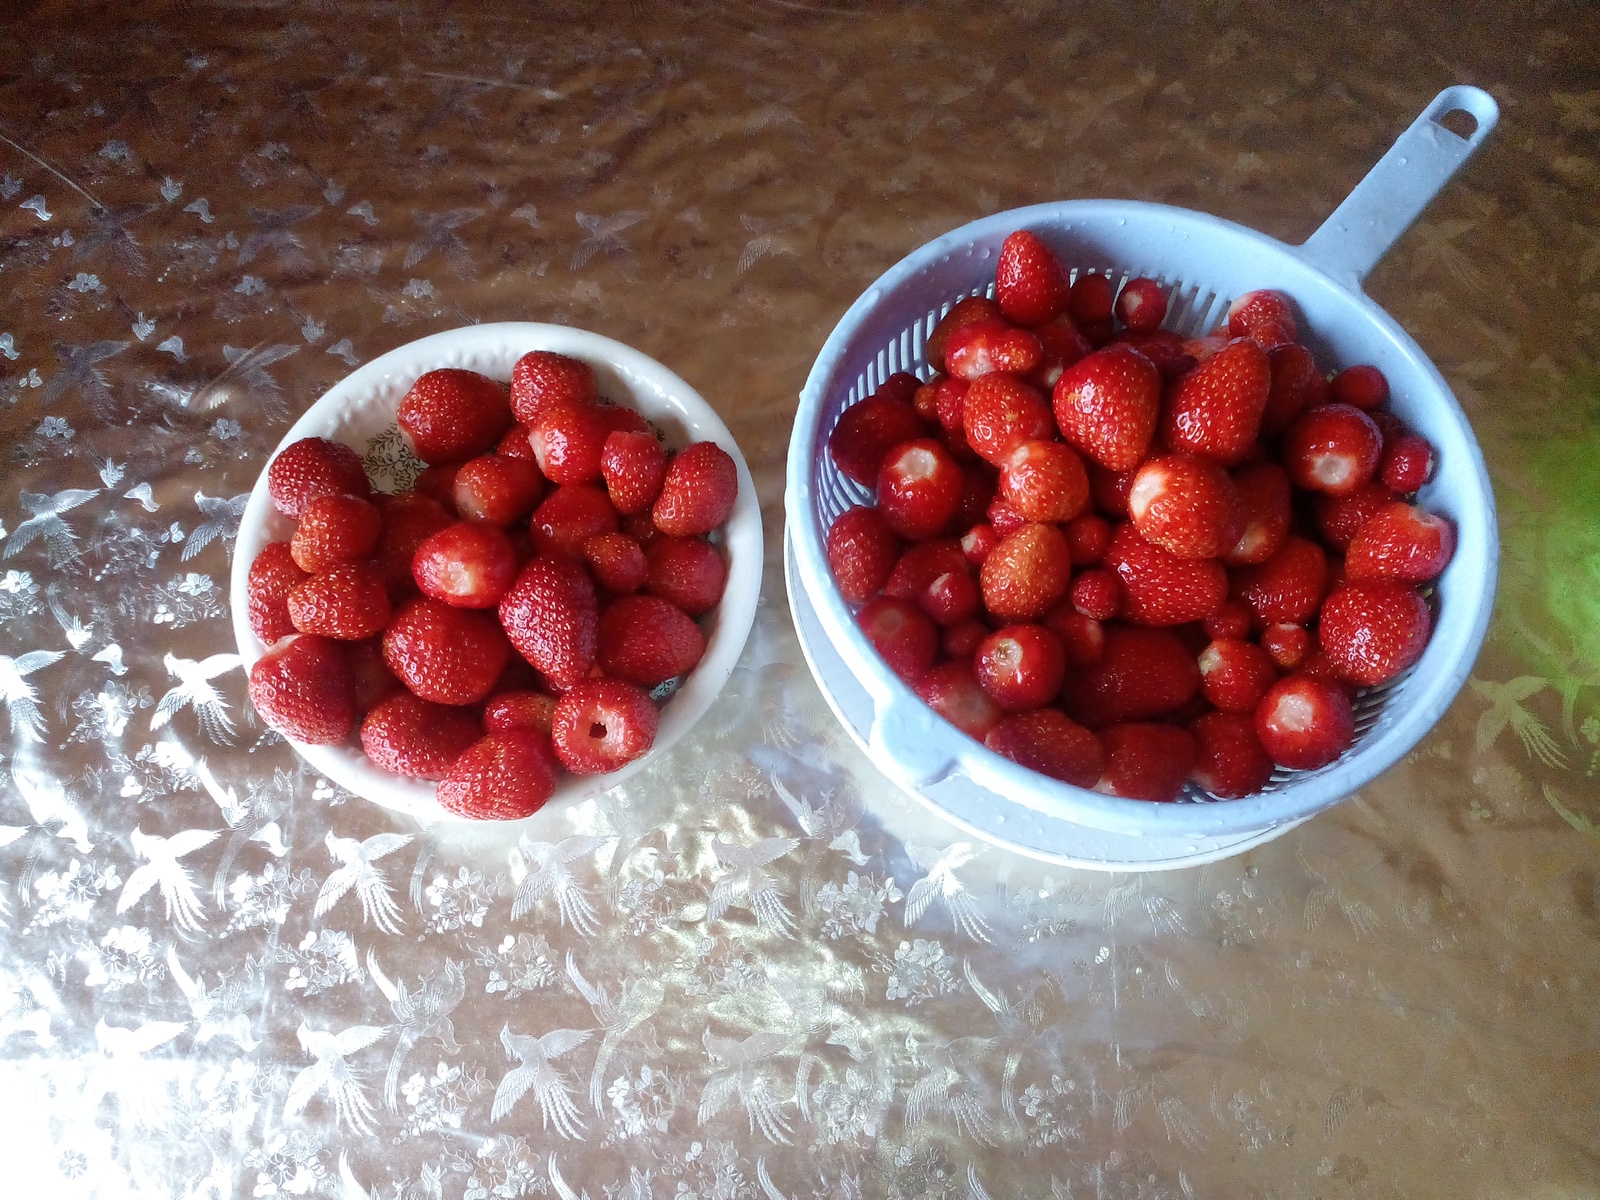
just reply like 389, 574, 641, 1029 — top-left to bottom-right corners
230, 320, 763, 824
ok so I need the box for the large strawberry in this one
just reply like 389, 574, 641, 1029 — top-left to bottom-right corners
979, 523, 1073, 620
436, 729, 559, 820
397, 369, 513, 464
1093, 724, 1197, 802
382, 597, 510, 705
995, 230, 1070, 326
509, 351, 599, 429
248, 634, 356, 744
1126, 453, 1244, 560
653, 442, 739, 536
1051, 346, 1161, 471
1159, 336, 1270, 467
984, 710, 1104, 787
266, 437, 371, 520
1318, 581, 1432, 686
498, 556, 600, 690
1343, 502, 1455, 583
360, 692, 482, 779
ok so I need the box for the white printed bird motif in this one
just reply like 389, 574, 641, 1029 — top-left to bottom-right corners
510, 834, 611, 934
571, 210, 645, 271
903, 1034, 1000, 1145
284, 1021, 389, 1135
167, 944, 257, 1051
366, 950, 466, 1111
0, 649, 65, 741
46, 591, 93, 650
8, 764, 93, 854
118, 827, 219, 932
491, 1023, 593, 1136
904, 842, 991, 942
152, 652, 242, 744
314, 831, 413, 934
3, 489, 100, 568
566, 951, 665, 1114
182, 492, 249, 561
698, 1028, 794, 1144
93, 643, 127, 675
708, 836, 800, 936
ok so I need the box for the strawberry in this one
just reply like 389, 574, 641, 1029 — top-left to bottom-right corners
597, 594, 706, 686
995, 229, 1071, 326
885, 540, 978, 626
413, 521, 519, 608
382, 597, 509, 705
866, 372, 922, 408
923, 375, 971, 437
1259, 622, 1311, 670
1311, 482, 1394, 552
947, 464, 997, 532
483, 689, 558, 736
1254, 674, 1354, 770
1093, 723, 1197, 802
974, 624, 1066, 711
360, 692, 482, 779
415, 463, 461, 510
452, 454, 546, 525
371, 493, 454, 597
1127, 453, 1244, 560
1025, 315, 1095, 392
925, 296, 1003, 373
1068, 272, 1114, 343
1189, 711, 1274, 798
397, 369, 513, 464
594, 403, 652, 438
1344, 502, 1455, 583
290, 494, 382, 574
1222, 463, 1292, 566
945, 319, 1044, 381
552, 679, 660, 774
583, 532, 649, 595
941, 618, 991, 660
531, 485, 620, 558
1044, 603, 1105, 665
1299, 648, 1360, 700
1231, 536, 1328, 627
498, 556, 599, 690
267, 437, 371, 520
961, 374, 1054, 466
1114, 277, 1167, 332
827, 506, 902, 604
986, 495, 1029, 538
644, 535, 727, 616
248, 634, 357, 744
1160, 337, 1271, 467
600, 430, 669, 514
915, 661, 1004, 740
509, 351, 599, 428
1088, 462, 1138, 518
497, 424, 540, 460
287, 562, 391, 640
1064, 512, 1112, 565
620, 510, 660, 549
246, 542, 309, 643
1225, 289, 1296, 351
980, 523, 1073, 620
998, 439, 1089, 523
828, 390, 929, 487
1261, 343, 1327, 438
347, 636, 403, 712
653, 442, 739, 537
1063, 624, 1201, 727
959, 522, 1000, 567
529, 401, 608, 485
1328, 363, 1388, 411
1103, 522, 1227, 626
877, 438, 964, 539
1069, 568, 1121, 620
1198, 638, 1278, 713
1319, 580, 1432, 686
437, 729, 559, 820
856, 596, 939, 682
913, 374, 944, 423
1282, 403, 1383, 496
1379, 433, 1436, 494
1203, 598, 1254, 641
1107, 329, 1195, 381
1052, 346, 1161, 471
986, 709, 1104, 786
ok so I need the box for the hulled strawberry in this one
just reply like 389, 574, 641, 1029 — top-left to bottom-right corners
915, 661, 1004, 740
397, 369, 513, 464
1222, 462, 1292, 566
1069, 568, 1121, 620
1379, 432, 1436, 494
1343, 502, 1455, 583
530, 485, 620, 558
1254, 674, 1354, 770
1198, 638, 1278, 713
962, 374, 1055, 466
551, 679, 660, 774
1025, 315, 1095, 391
497, 556, 600, 690
248, 634, 356, 744
1103, 522, 1227, 626
973, 624, 1067, 711
998, 439, 1090, 523
267, 437, 371, 520
1063, 624, 1201, 727
1160, 336, 1270, 467
1107, 329, 1195, 381
1261, 343, 1327, 438
1190, 711, 1274, 798
1225, 289, 1296, 351
413, 521, 520, 608
1231, 536, 1328, 628
371, 492, 454, 597
828, 389, 928, 487
925, 296, 1003, 373
453, 453, 546, 525
885, 540, 979, 626
945, 319, 1044, 381
1064, 512, 1112, 565
857, 596, 939, 682
1051, 346, 1161, 471
482, 689, 559, 736
1114, 276, 1168, 332
1319, 581, 1432, 686
1311, 482, 1395, 552
877, 438, 964, 539
529, 402, 608, 485
1068, 272, 1114, 343
1127, 453, 1245, 560
996, 229, 1071, 326
986, 709, 1104, 786
1282, 403, 1383, 497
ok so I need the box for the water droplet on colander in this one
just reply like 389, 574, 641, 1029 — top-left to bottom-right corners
1399, 156, 1408, 166
978, 248, 992, 260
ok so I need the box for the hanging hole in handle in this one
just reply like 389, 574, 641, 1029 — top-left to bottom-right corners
1436, 108, 1478, 140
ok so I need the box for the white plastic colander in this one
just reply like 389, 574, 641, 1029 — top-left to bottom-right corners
785, 86, 1500, 870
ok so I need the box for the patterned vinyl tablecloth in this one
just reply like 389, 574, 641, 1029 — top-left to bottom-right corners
2, 3, 1598, 1197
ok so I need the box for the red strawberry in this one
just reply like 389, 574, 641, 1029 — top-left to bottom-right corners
1282, 403, 1383, 497
1160, 337, 1271, 467
1261, 343, 1327, 438
1114, 277, 1167, 332
287, 562, 391, 640
453, 454, 546, 525
986, 496, 1029, 538
1127, 453, 1244, 560
584, 532, 649, 595
1103, 522, 1227, 626
995, 229, 1070, 326
1088, 462, 1137, 519
827, 506, 902, 604
600, 430, 668, 515
499, 556, 600, 690
248, 634, 356, 744
552, 679, 660, 774
961, 374, 1054, 466
1025, 315, 1095, 392
1222, 463, 1292, 566
267, 437, 371, 520
382, 597, 509, 705
974, 624, 1066, 711
397, 369, 513, 464
598, 594, 706, 686
497, 424, 539, 460
925, 296, 1003, 373
945, 319, 1044, 381
247, 542, 309, 643
348, 636, 403, 713
1259, 622, 1311, 670
985, 709, 1104, 786
1190, 711, 1274, 798
915, 660, 1004, 740
360, 692, 482, 779
1045, 603, 1105, 665
620, 510, 660, 549
857, 596, 939, 682
912, 374, 944, 423
1069, 568, 1121, 620
865, 372, 921, 408
644, 535, 727, 616
1068, 272, 1114, 343
997, 440, 1089, 524
980, 523, 1073, 620
959, 522, 999, 567
594, 403, 652, 438
1107, 329, 1195, 381
413, 522, 520, 608
1198, 638, 1278, 713
1318, 581, 1431, 686
1064, 512, 1112, 565
1254, 674, 1354, 770
1328, 363, 1389, 411
924, 375, 971, 438
371, 493, 454, 597
828, 391, 928, 487
290, 494, 382, 574
877, 438, 964, 540
653, 442, 739, 537
483, 689, 558, 736
885, 540, 978, 626
1225, 289, 1296, 351
1063, 624, 1200, 727
436, 729, 559, 820
1231, 536, 1328, 627
1093, 724, 1197, 802
1379, 433, 1436, 494
1311, 482, 1395, 552
415, 463, 461, 510
941, 617, 990, 660
1344, 502, 1455, 583
531, 485, 620, 558
1052, 346, 1161, 471
509, 351, 599, 428
947, 464, 997, 532
1203, 598, 1254, 641
529, 402, 608, 485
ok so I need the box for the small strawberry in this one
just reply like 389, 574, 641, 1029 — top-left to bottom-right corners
530, 485, 620, 559
1198, 638, 1278, 713
1114, 277, 1167, 332
1025, 314, 1095, 391
925, 296, 1003, 373
498, 556, 599, 690
1344, 502, 1455, 583
1254, 674, 1354, 770
1261, 343, 1327, 438
857, 596, 939, 682
945, 319, 1044, 381
1225, 289, 1296, 351
1319, 580, 1432, 686
913, 374, 945, 423
974, 624, 1066, 711
497, 424, 540, 460
597, 594, 706, 686
995, 229, 1071, 326
1069, 568, 1121, 620
290, 494, 382, 574
1379, 433, 1436, 494
877, 438, 964, 540
986, 495, 1029, 538
999, 439, 1090, 523
360, 692, 482, 779
1311, 482, 1395, 552
1328, 363, 1389, 411
600, 430, 668, 514
584, 532, 649, 595
947, 464, 997, 532
644, 535, 727, 616
594, 402, 652, 438
1222, 463, 1292, 566
552, 679, 660, 774
924, 375, 971, 438
653, 442, 739, 537
827, 506, 902, 604
247, 633, 356, 744
1160, 337, 1271, 467
415, 463, 461, 510
985, 709, 1104, 786
267, 437, 371, 520
1231, 535, 1328, 627
1259, 622, 1311, 670
941, 617, 991, 660
1068, 272, 1115, 343
1093, 723, 1197, 802
1190, 711, 1274, 798
827, 390, 929, 487
436, 729, 560, 820
1103, 522, 1228, 627
453, 453, 546, 525
1107, 329, 1195, 381
1064, 512, 1112, 565
1127, 453, 1244, 560
397, 369, 513, 464
885, 539, 978, 626
1063, 624, 1201, 727
347, 636, 403, 712
961, 374, 1054, 466
915, 660, 1004, 740
980, 523, 1073, 620
1203, 598, 1254, 641
509, 350, 599, 428
413, 521, 520, 608
287, 562, 391, 640
382, 596, 510, 705
1282, 403, 1383, 497
529, 402, 608, 485
1088, 462, 1138, 519
371, 493, 454, 597
482, 689, 558, 736
959, 523, 1000, 567
246, 542, 309, 643
1045, 603, 1105, 665
1052, 346, 1161, 471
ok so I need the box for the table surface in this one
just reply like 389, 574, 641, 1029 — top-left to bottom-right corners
3, 3, 1598, 1196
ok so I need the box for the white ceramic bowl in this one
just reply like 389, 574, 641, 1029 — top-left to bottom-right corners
230, 322, 763, 824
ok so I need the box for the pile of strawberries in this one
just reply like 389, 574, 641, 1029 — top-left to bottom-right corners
244, 350, 737, 820
825, 230, 1454, 803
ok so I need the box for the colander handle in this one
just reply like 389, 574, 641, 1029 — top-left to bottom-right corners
868, 690, 958, 789
1296, 86, 1499, 288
